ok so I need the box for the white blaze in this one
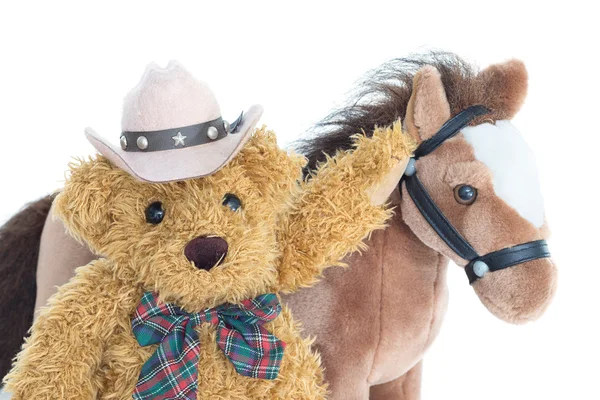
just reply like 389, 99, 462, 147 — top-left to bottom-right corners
461, 120, 545, 228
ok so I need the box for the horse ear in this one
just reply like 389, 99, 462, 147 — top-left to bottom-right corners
405, 65, 451, 143
476, 59, 528, 120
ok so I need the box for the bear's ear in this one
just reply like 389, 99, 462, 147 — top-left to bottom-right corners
234, 127, 306, 207
53, 156, 121, 252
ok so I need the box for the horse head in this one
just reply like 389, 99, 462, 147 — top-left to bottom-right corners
298, 53, 557, 324
400, 60, 556, 324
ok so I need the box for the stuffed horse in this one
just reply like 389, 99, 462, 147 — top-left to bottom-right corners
0, 52, 556, 399
291, 52, 557, 398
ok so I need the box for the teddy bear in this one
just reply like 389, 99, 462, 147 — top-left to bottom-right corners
3, 61, 414, 399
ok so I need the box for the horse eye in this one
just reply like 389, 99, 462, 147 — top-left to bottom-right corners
145, 202, 165, 224
454, 185, 477, 205
222, 194, 242, 212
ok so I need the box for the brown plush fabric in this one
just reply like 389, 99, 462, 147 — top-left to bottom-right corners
369, 361, 423, 400
0, 196, 53, 380
282, 195, 449, 399
473, 258, 557, 323
399, 134, 557, 323
399, 60, 556, 324
297, 50, 556, 325
404, 66, 451, 142
35, 206, 97, 311
292, 52, 555, 397
474, 59, 528, 121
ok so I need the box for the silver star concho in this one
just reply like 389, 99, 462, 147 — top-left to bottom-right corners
172, 132, 187, 147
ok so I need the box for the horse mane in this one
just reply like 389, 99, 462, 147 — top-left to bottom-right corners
294, 51, 480, 174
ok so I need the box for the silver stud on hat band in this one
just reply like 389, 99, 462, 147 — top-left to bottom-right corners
137, 136, 149, 150
120, 135, 128, 150
207, 126, 219, 140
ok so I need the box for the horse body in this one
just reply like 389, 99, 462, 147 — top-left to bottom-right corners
283, 201, 449, 398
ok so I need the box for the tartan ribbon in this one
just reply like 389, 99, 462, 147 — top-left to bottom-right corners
131, 292, 286, 400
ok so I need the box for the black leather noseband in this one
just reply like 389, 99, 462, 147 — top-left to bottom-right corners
401, 105, 551, 284
464, 240, 550, 284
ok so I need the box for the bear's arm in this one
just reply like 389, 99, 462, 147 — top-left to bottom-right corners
3, 258, 132, 400
276, 122, 414, 292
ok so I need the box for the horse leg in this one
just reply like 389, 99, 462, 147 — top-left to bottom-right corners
311, 332, 373, 400
325, 370, 371, 400
369, 361, 422, 400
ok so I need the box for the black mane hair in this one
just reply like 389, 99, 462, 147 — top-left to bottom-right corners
294, 51, 480, 174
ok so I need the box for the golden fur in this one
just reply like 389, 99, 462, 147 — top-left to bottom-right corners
4, 126, 415, 399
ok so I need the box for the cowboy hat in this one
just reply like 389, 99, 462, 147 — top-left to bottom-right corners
85, 60, 263, 183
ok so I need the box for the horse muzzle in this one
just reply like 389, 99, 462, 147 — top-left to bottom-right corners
471, 256, 557, 324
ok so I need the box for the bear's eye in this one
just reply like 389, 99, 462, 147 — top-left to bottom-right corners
145, 202, 165, 224
454, 185, 477, 205
222, 194, 242, 212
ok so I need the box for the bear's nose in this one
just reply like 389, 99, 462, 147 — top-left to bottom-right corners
184, 236, 229, 271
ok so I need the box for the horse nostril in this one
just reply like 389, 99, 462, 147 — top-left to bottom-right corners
184, 236, 229, 271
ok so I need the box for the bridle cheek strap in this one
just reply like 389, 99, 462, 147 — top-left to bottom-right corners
404, 174, 478, 261
402, 105, 551, 284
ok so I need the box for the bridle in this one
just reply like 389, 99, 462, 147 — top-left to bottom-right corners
401, 105, 551, 284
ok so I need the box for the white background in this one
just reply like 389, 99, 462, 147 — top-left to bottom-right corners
0, 1, 598, 399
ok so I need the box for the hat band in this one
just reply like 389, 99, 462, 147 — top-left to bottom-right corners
121, 117, 227, 152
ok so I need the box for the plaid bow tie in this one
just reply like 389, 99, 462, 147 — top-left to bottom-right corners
131, 292, 286, 400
